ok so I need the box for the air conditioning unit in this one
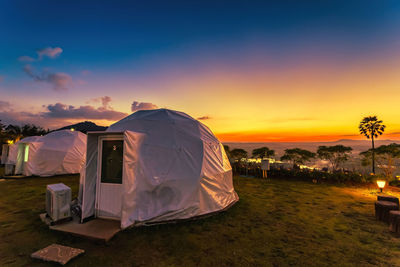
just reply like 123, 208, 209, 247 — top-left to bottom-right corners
46, 183, 71, 222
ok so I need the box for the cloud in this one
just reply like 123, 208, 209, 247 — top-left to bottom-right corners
0, 101, 46, 126
81, 70, 91, 76
197, 116, 211, 120
0, 100, 11, 110
88, 96, 112, 110
0, 98, 127, 129
131, 101, 158, 112
42, 102, 127, 121
18, 46, 63, 62
23, 64, 72, 91
18, 56, 35, 62
0, 108, 70, 128
37, 47, 63, 59
100, 96, 112, 110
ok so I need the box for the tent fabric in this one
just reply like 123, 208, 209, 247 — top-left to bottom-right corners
13, 130, 87, 177
79, 109, 238, 229
1, 144, 9, 164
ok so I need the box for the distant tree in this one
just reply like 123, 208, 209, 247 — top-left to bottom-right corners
21, 124, 47, 136
5, 124, 48, 142
0, 120, 6, 144
317, 145, 353, 171
359, 116, 385, 174
230, 148, 248, 160
360, 143, 400, 179
280, 148, 316, 168
252, 147, 275, 159
5, 124, 22, 142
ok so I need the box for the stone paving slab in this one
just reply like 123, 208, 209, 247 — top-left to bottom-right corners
31, 244, 84, 265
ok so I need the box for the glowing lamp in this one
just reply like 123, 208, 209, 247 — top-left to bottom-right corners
70, 128, 75, 131
6, 140, 14, 144
377, 180, 386, 193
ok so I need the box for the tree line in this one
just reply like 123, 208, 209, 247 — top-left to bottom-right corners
224, 144, 354, 170
224, 116, 400, 180
0, 120, 48, 145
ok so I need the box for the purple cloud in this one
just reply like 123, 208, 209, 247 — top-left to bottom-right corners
81, 70, 91, 76
1, 98, 127, 129
42, 102, 127, 120
18, 46, 63, 62
23, 64, 72, 91
89, 96, 112, 110
37, 47, 63, 59
0, 100, 11, 110
18, 56, 35, 62
131, 101, 158, 112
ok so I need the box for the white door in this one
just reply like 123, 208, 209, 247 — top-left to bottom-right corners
96, 136, 124, 220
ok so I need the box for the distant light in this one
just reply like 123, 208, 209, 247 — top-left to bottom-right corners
70, 128, 75, 131
377, 180, 386, 193
6, 140, 14, 144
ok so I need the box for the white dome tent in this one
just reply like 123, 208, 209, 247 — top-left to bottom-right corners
13, 130, 87, 177
79, 109, 238, 229
5, 136, 42, 165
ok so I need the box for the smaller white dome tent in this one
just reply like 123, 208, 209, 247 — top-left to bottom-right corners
14, 130, 87, 177
5, 136, 42, 165
79, 109, 238, 229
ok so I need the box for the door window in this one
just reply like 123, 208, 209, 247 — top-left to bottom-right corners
101, 140, 123, 184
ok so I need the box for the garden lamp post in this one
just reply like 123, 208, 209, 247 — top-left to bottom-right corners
377, 180, 386, 193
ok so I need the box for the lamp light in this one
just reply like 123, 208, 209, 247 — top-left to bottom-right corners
70, 128, 75, 131
377, 180, 386, 193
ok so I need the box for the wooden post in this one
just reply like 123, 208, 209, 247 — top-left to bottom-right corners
389, 210, 400, 233
377, 195, 399, 206
375, 201, 399, 223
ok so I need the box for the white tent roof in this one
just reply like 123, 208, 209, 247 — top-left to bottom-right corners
14, 130, 87, 176
80, 109, 238, 228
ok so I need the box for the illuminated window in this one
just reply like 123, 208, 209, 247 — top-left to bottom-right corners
24, 145, 29, 162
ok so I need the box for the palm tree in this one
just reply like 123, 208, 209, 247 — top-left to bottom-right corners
359, 116, 385, 174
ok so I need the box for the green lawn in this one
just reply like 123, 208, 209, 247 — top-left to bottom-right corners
1, 175, 400, 266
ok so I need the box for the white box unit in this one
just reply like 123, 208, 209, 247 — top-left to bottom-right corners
46, 183, 71, 222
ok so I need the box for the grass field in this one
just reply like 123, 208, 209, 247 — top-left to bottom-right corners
1, 175, 400, 266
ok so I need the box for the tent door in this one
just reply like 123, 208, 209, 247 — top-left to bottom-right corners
95, 136, 124, 220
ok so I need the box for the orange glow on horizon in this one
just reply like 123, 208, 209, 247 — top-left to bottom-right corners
215, 131, 400, 142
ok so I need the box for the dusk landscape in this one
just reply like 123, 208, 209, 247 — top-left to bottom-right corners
1, 1, 400, 266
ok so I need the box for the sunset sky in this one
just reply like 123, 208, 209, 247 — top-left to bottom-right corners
1, 1, 400, 141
